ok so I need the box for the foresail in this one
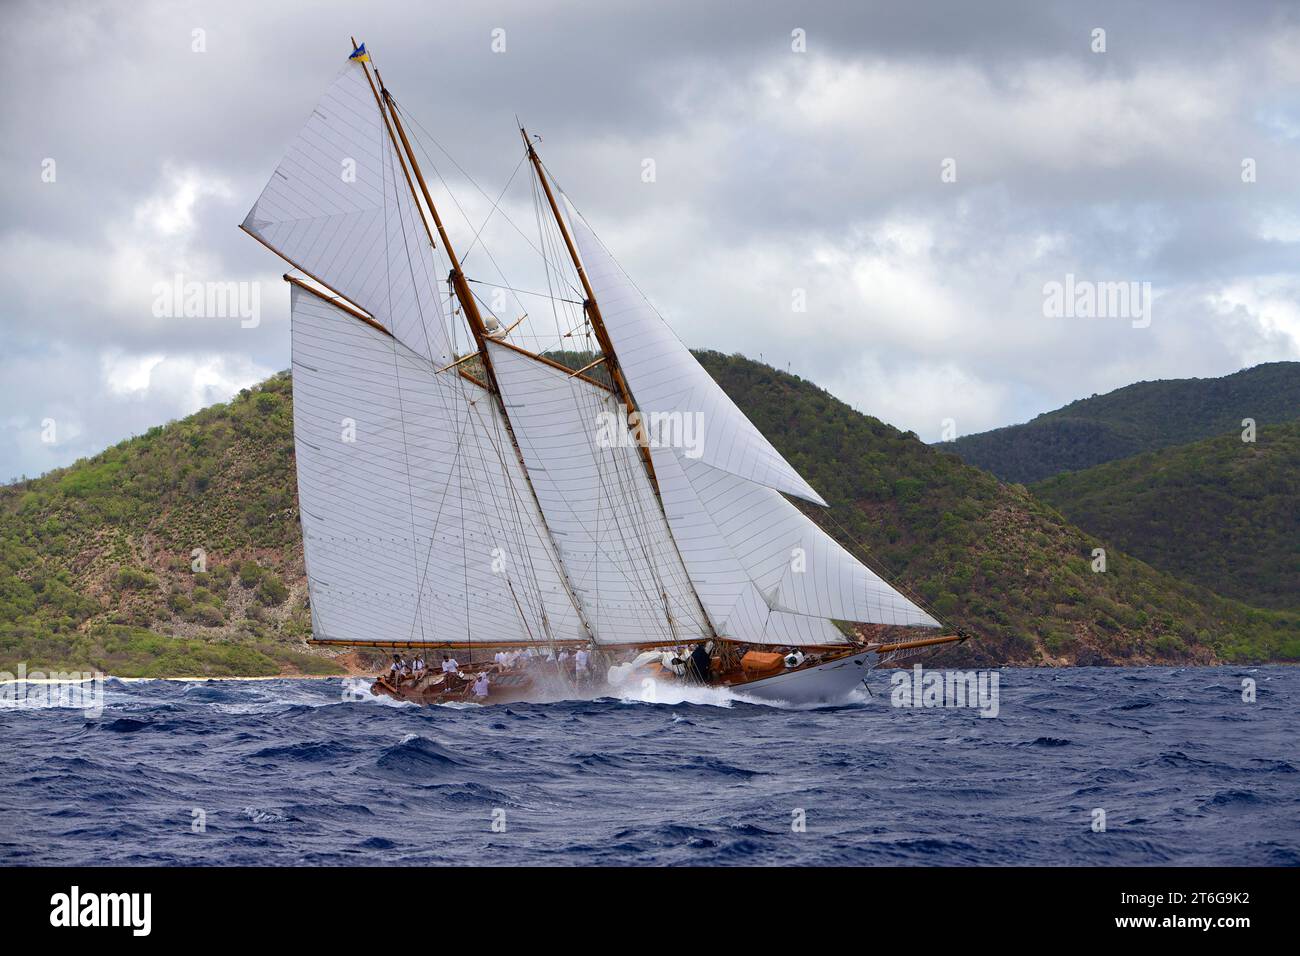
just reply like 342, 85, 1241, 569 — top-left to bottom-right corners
651, 444, 939, 637
565, 200, 828, 507
246, 62, 453, 366
649, 445, 846, 646
486, 341, 713, 647
291, 285, 588, 645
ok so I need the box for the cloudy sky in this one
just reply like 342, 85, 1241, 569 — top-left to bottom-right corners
3, 0, 1298, 481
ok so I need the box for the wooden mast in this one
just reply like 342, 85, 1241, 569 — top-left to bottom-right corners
518, 127, 660, 489
520, 126, 720, 642
351, 41, 595, 645
365, 62, 502, 393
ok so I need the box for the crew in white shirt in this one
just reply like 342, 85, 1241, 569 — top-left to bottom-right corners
472, 671, 490, 698
441, 656, 460, 674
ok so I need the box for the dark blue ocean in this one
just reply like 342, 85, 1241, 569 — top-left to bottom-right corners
1, 667, 1296, 866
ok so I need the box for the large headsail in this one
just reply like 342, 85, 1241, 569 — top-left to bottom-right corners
243, 60, 453, 367
290, 284, 589, 645
486, 340, 713, 646
650, 444, 939, 636
563, 200, 828, 507
648, 446, 848, 646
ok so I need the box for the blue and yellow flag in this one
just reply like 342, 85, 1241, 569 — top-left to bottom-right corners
349, 43, 369, 63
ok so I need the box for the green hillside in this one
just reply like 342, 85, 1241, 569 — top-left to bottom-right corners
939, 362, 1300, 484
1, 358, 1296, 677
1033, 421, 1300, 612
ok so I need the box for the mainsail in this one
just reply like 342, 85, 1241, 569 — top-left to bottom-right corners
290, 284, 588, 645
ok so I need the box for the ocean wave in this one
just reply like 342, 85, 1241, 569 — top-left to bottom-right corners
1, 666, 1296, 866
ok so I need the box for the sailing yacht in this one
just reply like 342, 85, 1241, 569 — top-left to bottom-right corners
241, 42, 965, 705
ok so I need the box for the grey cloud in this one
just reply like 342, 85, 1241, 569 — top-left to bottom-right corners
2, 0, 1298, 477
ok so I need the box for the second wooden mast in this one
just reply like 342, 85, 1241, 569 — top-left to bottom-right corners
520, 126, 720, 643
518, 127, 661, 490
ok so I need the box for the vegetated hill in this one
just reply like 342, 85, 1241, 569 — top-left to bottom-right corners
937, 362, 1300, 484
1032, 421, 1300, 612
1, 358, 1296, 677
0, 373, 334, 677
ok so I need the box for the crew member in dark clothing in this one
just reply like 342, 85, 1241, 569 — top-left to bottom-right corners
685, 642, 712, 683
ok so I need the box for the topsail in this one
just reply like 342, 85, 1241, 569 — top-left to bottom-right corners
243, 64, 453, 367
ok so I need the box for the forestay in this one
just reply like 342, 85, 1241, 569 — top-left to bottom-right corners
290, 286, 589, 645
245, 62, 454, 366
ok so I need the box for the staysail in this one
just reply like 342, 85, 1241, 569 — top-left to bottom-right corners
290, 284, 589, 645
564, 200, 828, 507
244, 62, 454, 367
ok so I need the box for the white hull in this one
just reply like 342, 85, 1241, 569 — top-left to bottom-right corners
728, 651, 879, 704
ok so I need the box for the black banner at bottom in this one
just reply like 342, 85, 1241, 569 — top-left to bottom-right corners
2, 865, 1293, 942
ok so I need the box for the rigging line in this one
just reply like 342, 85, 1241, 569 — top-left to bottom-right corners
579, 378, 679, 643
465, 278, 584, 306
382, 132, 489, 645
386, 101, 559, 326
458, 152, 527, 266
530, 168, 570, 362
388, 95, 583, 297
502, 365, 668, 639
456, 402, 472, 642
378, 105, 429, 644
590, 377, 706, 639
459, 386, 554, 643
462, 353, 593, 643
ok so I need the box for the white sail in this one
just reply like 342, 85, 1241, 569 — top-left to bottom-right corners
245, 62, 453, 366
290, 284, 589, 645
565, 201, 828, 506
651, 444, 938, 633
648, 445, 848, 645
486, 341, 713, 646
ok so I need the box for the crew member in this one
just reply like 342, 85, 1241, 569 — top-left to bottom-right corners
685, 642, 713, 683
472, 671, 490, 699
